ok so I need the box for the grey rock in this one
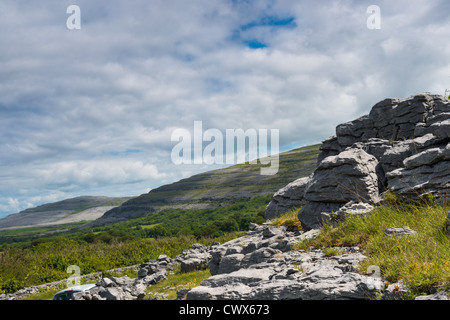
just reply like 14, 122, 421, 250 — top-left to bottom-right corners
97, 277, 115, 287
380, 133, 441, 174
141, 270, 168, 286
181, 257, 210, 273
386, 160, 450, 199
298, 229, 321, 241
176, 288, 191, 300
336, 114, 372, 148
384, 227, 417, 237
262, 225, 284, 239
186, 223, 383, 300
218, 254, 245, 274
101, 287, 123, 300
74, 270, 166, 300
317, 136, 340, 164
138, 255, 174, 279
265, 93, 450, 233
298, 202, 343, 230
332, 201, 374, 220
304, 148, 380, 204
176, 243, 212, 273
208, 246, 228, 275
110, 275, 135, 287
403, 142, 450, 169
187, 249, 383, 300
415, 290, 450, 300
241, 247, 282, 267
381, 282, 410, 300
264, 176, 310, 220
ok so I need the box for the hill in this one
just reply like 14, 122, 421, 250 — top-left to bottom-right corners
0, 196, 131, 231
88, 144, 320, 226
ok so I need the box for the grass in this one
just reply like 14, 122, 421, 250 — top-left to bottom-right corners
294, 195, 450, 297
145, 265, 211, 300
269, 207, 303, 232
18, 287, 61, 300
0, 231, 244, 294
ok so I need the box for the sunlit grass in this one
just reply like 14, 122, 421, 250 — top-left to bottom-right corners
294, 196, 450, 296
145, 265, 211, 300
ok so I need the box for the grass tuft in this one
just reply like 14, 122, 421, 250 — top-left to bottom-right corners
294, 198, 450, 296
270, 207, 303, 232
145, 265, 211, 300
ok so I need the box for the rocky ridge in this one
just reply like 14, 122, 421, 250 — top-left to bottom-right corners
265, 93, 450, 230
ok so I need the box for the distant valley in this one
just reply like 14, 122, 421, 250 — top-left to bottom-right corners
0, 196, 132, 231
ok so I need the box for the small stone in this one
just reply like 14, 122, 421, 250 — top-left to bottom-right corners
384, 226, 417, 237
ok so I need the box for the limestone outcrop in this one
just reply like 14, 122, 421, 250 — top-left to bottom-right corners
185, 223, 385, 300
264, 177, 310, 220
265, 93, 450, 230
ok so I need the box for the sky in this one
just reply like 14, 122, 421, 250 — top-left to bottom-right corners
1, 0, 450, 218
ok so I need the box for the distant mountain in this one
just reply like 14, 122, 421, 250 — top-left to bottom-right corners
0, 145, 321, 231
0, 196, 132, 230
88, 144, 320, 226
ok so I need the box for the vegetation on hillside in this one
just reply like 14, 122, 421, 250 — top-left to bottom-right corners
0, 196, 270, 294
2, 191, 449, 299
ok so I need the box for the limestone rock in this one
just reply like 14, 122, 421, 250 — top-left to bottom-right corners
298, 147, 380, 230
175, 243, 212, 273
415, 290, 450, 300
384, 227, 417, 237
304, 148, 380, 203
264, 176, 310, 220
297, 202, 343, 231
186, 224, 383, 300
267, 93, 450, 231
332, 201, 374, 221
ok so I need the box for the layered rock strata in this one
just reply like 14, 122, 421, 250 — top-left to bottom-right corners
266, 93, 449, 230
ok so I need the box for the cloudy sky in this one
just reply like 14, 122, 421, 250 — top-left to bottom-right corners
1, 0, 450, 218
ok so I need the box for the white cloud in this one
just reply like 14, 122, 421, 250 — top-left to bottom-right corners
1, 0, 450, 217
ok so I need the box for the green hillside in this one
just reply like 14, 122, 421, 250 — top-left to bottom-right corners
93, 144, 320, 226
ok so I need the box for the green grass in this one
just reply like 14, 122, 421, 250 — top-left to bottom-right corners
145, 265, 211, 300
295, 196, 450, 297
0, 221, 89, 237
81, 196, 270, 241
269, 207, 303, 231
0, 231, 244, 294
18, 287, 61, 300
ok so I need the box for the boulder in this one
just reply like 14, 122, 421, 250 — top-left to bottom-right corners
297, 202, 343, 231
176, 243, 212, 273
332, 201, 374, 221
386, 142, 450, 199
73, 273, 157, 300
304, 148, 380, 204
298, 147, 380, 230
138, 255, 174, 279
384, 227, 417, 237
264, 93, 450, 230
415, 290, 450, 300
264, 176, 310, 220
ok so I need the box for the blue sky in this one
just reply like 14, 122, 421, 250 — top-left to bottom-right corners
1, 0, 450, 218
